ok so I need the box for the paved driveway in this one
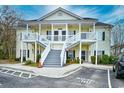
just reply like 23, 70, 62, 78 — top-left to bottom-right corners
0, 67, 124, 88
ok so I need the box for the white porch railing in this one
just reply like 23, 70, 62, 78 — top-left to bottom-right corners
38, 35, 50, 46
80, 32, 96, 40
65, 32, 96, 48
21, 32, 38, 41
21, 32, 51, 64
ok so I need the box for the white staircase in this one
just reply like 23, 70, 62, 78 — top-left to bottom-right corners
21, 31, 96, 67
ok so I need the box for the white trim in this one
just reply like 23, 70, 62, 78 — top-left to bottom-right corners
51, 23, 54, 41
79, 23, 81, 33
66, 23, 68, 39
26, 43, 28, 61
21, 41, 23, 63
93, 22, 95, 32
79, 41, 81, 64
34, 42, 37, 63
26, 24, 29, 32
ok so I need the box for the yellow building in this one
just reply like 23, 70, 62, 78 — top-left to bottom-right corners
16, 7, 112, 67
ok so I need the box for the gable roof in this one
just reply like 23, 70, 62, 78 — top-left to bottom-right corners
37, 7, 84, 21
21, 7, 112, 28
96, 22, 113, 27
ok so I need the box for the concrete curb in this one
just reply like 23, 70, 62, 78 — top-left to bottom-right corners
0, 64, 112, 78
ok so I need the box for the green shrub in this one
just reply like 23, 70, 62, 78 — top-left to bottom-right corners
91, 56, 95, 64
91, 56, 101, 64
25, 60, 33, 65
76, 57, 80, 64
109, 55, 118, 64
37, 54, 41, 63
0, 49, 4, 59
15, 58, 20, 61
100, 55, 110, 64
66, 59, 72, 64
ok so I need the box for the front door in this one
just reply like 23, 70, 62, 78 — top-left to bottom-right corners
54, 31, 59, 41
54, 30, 64, 41
81, 51, 85, 61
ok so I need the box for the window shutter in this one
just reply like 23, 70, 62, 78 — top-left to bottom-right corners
28, 50, 29, 58
102, 32, 105, 41
73, 50, 75, 59
102, 51, 105, 55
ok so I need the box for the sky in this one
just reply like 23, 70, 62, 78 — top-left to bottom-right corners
1, 5, 124, 24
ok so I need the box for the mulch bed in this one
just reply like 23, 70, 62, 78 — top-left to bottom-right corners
0, 60, 19, 64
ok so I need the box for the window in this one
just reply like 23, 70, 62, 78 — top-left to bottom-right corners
102, 32, 105, 41
20, 50, 29, 58
74, 30, 76, 35
94, 51, 96, 56
54, 31, 58, 35
102, 51, 105, 55
28, 50, 29, 58
47, 31, 51, 35
81, 51, 85, 60
62, 31, 66, 35
94, 50, 105, 56
66, 50, 75, 59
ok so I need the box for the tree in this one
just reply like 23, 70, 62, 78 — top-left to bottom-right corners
0, 6, 21, 61
112, 20, 124, 56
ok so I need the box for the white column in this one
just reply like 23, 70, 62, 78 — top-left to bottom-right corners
93, 22, 96, 32
34, 42, 37, 63
39, 24, 41, 35
79, 23, 81, 33
26, 24, 29, 32
95, 41, 98, 65
38, 45, 41, 54
66, 23, 68, 39
21, 41, 23, 63
26, 43, 28, 61
51, 24, 54, 41
79, 41, 82, 64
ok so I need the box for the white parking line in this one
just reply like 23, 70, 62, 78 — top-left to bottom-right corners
107, 69, 112, 88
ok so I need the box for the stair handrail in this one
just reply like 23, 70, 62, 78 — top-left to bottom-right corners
60, 42, 66, 66
66, 32, 80, 48
38, 34, 50, 46
40, 42, 51, 64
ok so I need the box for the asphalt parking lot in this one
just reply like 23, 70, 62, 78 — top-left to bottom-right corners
0, 67, 124, 88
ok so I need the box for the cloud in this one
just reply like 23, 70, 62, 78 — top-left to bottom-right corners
104, 6, 124, 23
71, 6, 101, 19
44, 5, 71, 12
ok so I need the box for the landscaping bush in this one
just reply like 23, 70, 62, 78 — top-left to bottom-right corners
100, 55, 110, 64
91, 56, 101, 64
15, 58, 20, 61
109, 55, 118, 64
66, 58, 72, 64
0, 49, 4, 59
91, 55, 119, 65
91, 56, 95, 64
37, 54, 41, 63
24, 60, 33, 65
76, 57, 80, 64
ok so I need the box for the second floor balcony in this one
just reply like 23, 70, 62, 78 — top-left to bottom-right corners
20, 31, 97, 43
